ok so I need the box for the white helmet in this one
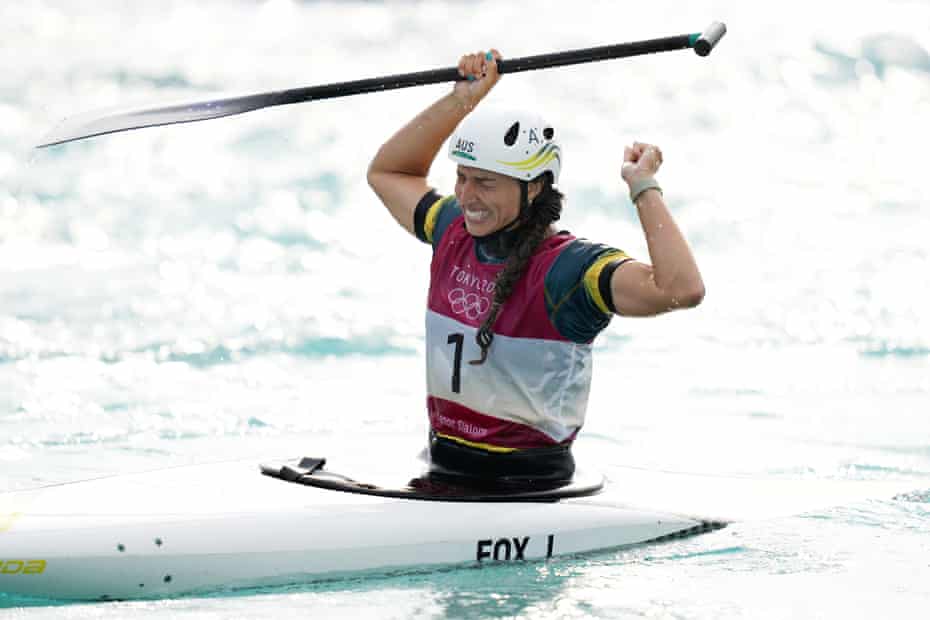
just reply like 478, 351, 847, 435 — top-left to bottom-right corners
448, 107, 561, 183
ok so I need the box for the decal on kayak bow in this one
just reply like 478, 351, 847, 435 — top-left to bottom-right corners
0, 513, 22, 533
0, 560, 46, 575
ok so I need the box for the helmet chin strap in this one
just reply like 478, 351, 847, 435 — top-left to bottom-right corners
515, 180, 532, 227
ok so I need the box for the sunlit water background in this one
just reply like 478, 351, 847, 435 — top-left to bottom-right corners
1, 0, 929, 617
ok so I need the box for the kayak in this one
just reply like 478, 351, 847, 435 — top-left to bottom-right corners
0, 455, 725, 602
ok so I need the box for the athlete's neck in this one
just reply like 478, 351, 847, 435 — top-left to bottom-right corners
473, 225, 520, 263
473, 224, 556, 264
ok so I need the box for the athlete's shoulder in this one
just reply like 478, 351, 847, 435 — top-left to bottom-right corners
547, 238, 629, 292
414, 190, 462, 248
544, 238, 633, 342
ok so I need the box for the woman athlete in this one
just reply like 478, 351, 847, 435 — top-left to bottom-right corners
368, 49, 704, 483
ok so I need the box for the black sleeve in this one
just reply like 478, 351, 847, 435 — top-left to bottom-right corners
413, 189, 442, 244
413, 190, 461, 249
545, 239, 633, 342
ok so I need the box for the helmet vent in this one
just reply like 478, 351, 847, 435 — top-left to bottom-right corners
504, 122, 520, 146
543, 127, 554, 140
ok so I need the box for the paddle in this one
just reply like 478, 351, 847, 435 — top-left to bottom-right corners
36, 22, 726, 148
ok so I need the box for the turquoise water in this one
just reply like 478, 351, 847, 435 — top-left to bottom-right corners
2, 0, 929, 617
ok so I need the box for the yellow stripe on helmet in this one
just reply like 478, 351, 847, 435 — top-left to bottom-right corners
511, 150, 558, 171
497, 144, 560, 170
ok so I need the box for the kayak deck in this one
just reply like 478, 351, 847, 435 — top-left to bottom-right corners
0, 457, 726, 602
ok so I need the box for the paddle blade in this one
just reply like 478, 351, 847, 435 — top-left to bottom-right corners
36, 91, 279, 148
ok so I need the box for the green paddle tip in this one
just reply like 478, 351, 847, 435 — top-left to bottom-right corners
692, 22, 727, 57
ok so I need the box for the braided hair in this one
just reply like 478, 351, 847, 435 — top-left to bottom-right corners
470, 174, 564, 365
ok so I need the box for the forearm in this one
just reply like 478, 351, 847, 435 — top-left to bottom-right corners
366, 93, 472, 233
367, 50, 500, 234
368, 92, 470, 179
635, 189, 704, 305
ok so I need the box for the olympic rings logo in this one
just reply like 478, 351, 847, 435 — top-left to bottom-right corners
448, 288, 490, 320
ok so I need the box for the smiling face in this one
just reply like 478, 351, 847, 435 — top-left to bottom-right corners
454, 166, 524, 237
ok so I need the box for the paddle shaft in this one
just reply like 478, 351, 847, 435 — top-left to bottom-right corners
36, 23, 725, 147
267, 26, 725, 108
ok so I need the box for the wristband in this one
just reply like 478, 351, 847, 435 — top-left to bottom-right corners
629, 177, 662, 204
